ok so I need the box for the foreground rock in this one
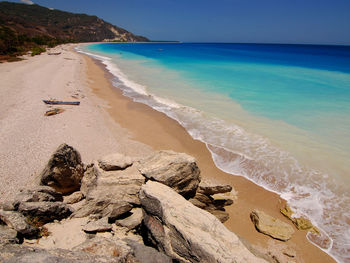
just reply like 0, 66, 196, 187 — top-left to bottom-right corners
13, 186, 63, 206
140, 181, 267, 262
81, 160, 145, 205
250, 210, 295, 241
17, 201, 73, 224
189, 180, 236, 222
98, 153, 133, 171
197, 179, 233, 195
0, 244, 131, 263
138, 150, 201, 199
39, 144, 84, 194
0, 210, 39, 238
0, 225, 19, 245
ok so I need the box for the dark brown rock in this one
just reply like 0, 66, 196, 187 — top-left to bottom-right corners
39, 144, 84, 194
197, 180, 232, 195
17, 202, 73, 224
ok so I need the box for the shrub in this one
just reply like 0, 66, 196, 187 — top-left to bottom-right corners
31, 46, 46, 56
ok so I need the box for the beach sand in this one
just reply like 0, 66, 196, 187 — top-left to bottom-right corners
0, 45, 335, 262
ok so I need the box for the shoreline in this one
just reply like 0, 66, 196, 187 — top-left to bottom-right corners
79, 49, 336, 262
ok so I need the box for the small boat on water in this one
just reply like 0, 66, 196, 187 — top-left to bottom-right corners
43, 100, 80, 105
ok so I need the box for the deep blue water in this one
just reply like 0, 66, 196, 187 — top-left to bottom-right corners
80, 43, 350, 263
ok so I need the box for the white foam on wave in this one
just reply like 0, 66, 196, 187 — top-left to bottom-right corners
79, 46, 348, 263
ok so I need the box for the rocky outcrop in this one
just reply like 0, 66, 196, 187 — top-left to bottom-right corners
82, 217, 112, 233
250, 210, 295, 241
197, 179, 233, 195
0, 244, 133, 263
0, 225, 19, 245
189, 180, 236, 222
13, 186, 63, 206
81, 160, 145, 205
72, 199, 132, 219
140, 181, 267, 262
98, 153, 133, 171
17, 201, 73, 224
116, 208, 143, 230
39, 144, 84, 194
0, 210, 39, 238
138, 150, 201, 199
0, 145, 275, 263
63, 191, 84, 204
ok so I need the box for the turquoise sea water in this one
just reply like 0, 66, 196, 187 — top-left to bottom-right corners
78, 43, 350, 262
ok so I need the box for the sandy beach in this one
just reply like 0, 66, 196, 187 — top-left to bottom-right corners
0, 45, 335, 262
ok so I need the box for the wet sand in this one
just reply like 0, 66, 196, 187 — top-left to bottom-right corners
81, 52, 335, 263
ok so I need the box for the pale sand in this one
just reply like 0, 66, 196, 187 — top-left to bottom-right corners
0, 46, 334, 262
81, 53, 335, 263
0, 45, 152, 202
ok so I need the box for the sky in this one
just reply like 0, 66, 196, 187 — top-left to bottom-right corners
6, 0, 350, 45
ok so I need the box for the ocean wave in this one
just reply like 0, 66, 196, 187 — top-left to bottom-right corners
78, 46, 349, 263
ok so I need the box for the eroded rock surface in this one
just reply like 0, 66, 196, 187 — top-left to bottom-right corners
250, 210, 295, 241
81, 161, 144, 205
138, 150, 201, 199
39, 144, 84, 194
140, 181, 267, 263
98, 153, 133, 171
0, 209, 39, 238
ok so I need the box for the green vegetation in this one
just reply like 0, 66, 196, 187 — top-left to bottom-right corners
0, 1, 148, 61
30, 46, 46, 56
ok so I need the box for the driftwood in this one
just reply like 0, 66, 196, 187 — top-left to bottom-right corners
43, 100, 80, 106
48, 52, 61, 55
45, 108, 65, 116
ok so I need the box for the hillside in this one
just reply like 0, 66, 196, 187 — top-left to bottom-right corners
0, 1, 149, 57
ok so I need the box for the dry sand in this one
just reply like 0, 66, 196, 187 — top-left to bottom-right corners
0, 45, 152, 202
0, 45, 335, 262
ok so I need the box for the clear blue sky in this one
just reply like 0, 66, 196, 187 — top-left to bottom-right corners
7, 0, 350, 44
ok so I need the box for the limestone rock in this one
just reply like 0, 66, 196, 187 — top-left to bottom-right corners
72, 199, 132, 220
140, 181, 267, 263
198, 179, 233, 195
0, 225, 19, 245
189, 191, 234, 223
280, 205, 319, 234
83, 217, 112, 233
12, 187, 63, 209
116, 208, 143, 230
64, 191, 84, 204
73, 236, 133, 260
212, 191, 236, 207
124, 238, 172, 263
81, 161, 145, 205
250, 210, 295, 241
39, 144, 84, 194
138, 150, 201, 198
0, 209, 39, 237
0, 244, 128, 263
17, 201, 73, 224
98, 153, 133, 171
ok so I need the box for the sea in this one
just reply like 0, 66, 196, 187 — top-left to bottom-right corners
78, 43, 350, 263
